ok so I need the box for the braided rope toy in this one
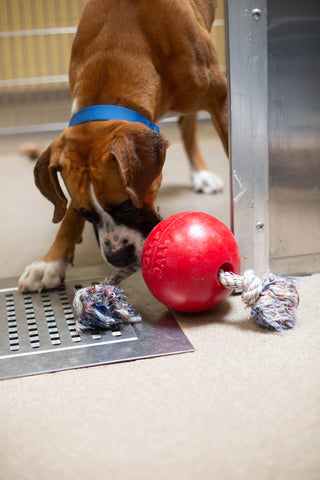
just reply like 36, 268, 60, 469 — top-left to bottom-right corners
73, 283, 141, 331
218, 269, 299, 331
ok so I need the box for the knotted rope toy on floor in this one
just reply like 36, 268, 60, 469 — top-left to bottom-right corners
217, 269, 298, 331
73, 283, 141, 331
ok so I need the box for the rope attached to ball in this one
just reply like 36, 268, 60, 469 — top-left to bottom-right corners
218, 269, 299, 331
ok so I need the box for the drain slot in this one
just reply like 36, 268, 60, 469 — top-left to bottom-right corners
23, 293, 40, 348
6, 293, 19, 351
41, 293, 61, 346
58, 286, 82, 343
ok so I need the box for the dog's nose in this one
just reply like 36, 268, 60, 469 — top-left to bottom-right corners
106, 244, 136, 268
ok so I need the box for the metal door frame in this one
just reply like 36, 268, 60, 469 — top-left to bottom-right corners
225, 0, 269, 276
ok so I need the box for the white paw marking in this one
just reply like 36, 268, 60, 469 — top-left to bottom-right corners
18, 260, 68, 292
191, 169, 224, 194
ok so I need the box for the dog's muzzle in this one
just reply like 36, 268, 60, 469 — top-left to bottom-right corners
96, 208, 162, 271
103, 241, 137, 268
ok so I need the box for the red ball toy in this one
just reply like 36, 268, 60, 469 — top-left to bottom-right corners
141, 212, 241, 312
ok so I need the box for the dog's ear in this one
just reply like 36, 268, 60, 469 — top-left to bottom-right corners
110, 129, 170, 208
34, 141, 67, 223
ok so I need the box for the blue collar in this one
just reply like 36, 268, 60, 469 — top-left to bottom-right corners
69, 105, 159, 133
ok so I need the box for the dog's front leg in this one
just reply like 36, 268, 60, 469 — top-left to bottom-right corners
19, 204, 85, 292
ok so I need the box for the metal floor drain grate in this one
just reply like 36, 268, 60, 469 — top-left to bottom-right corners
0, 279, 193, 380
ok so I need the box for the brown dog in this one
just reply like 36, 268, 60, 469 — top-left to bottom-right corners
18, 0, 228, 292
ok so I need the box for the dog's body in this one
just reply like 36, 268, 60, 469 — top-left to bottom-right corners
19, 0, 228, 292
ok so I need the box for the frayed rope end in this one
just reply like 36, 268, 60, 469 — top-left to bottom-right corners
73, 283, 141, 331
218, 270, 299, 332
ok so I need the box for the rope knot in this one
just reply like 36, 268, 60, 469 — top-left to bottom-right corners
241, 270, 263, 306
218, 269, 299, 331
73, 284, 141, 331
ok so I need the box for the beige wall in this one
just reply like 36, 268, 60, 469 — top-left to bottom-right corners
0, 0, 86, 92
212, 1, 226, 72
0, 0, 225, 93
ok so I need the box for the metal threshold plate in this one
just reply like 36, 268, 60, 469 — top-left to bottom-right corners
0, 278, 194, 380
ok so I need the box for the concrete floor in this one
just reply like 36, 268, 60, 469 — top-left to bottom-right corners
1, 121, 320, 480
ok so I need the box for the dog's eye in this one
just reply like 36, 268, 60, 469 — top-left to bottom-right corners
112, 201, 137, 219
74, 208, 100, 224
120, 201, 137, 215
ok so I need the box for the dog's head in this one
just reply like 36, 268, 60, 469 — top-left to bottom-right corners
34, 121, 170, 269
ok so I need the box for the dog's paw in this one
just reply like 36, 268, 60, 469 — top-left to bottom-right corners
191, 169, 224, 194
18, 260, 68, 292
